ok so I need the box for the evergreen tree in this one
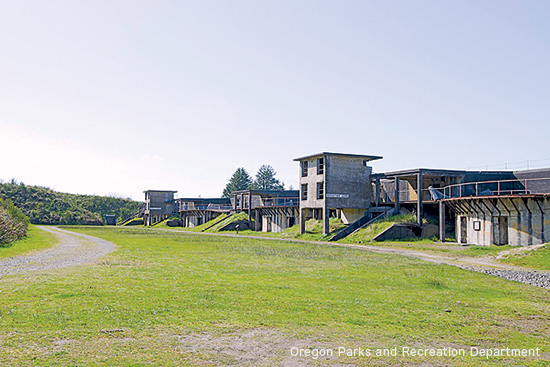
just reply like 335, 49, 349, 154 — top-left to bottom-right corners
251, 165, 284, 191
222, 168, 253, 198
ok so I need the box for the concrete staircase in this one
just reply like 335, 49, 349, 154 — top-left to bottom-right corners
118, 212, 140, 226
329, 207, 397, 242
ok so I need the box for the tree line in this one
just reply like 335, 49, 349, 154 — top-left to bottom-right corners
222, 165, 286, 198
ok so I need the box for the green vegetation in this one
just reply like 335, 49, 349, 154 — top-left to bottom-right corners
189, 213, 229, 232
0, 226, 548, 366
250, 164, 284, 190
0, 224, 57, 257
344, 214, 419, 243
500, 244, 550, 270
0, 197, 29, 244
204, 211, 249, 232
0, 180, 140, 225
222, 167, 253, 197
209, 218, 347, 241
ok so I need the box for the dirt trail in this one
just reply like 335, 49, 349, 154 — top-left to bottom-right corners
0, 226, 116, 277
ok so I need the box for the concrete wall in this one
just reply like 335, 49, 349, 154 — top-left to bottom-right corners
298, 155, 372, 209
325, 155, 373, 209
455, 196, 550, 246
261, 212, 296, 232
514, 169, 550, 194
144, 191, 176, 225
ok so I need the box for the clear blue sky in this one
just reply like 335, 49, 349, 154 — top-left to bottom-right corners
1, 1, 549, 200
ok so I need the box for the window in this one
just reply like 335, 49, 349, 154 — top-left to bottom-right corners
301, 161, 309, 177
317, 182, 324, 200
317, 157, 324, 175
301, 184, 308, 201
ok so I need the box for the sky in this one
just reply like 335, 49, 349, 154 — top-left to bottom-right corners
1, 0, 549, 201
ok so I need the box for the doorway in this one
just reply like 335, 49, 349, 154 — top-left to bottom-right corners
460, 217, 467, 244
492, 216, 509, 245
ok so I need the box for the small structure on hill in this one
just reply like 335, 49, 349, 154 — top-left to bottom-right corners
104, 214, 117, 226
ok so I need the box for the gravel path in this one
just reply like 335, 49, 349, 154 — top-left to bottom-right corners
0, 226, 116, 277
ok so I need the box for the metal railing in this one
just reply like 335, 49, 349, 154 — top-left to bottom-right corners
179, 203, 233, 211
233, 196, 299, 210
442, 177, 550, 199
375, 177, 550, 204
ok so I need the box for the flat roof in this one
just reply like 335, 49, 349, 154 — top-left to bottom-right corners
232, 189, 299, 195
293, 152, 383, 162
143, 190, 178, 193
372, 168, 512, 179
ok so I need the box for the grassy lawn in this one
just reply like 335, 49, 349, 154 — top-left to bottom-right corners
0, 224, 58, 258
0, 226, 548, 366
500, 244, 550, 270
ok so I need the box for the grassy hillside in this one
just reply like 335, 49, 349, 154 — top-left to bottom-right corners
0, 180, 140, 225
0, 226, 547, 366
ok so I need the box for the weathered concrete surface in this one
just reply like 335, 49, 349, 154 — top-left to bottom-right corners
454, 196, 550, 246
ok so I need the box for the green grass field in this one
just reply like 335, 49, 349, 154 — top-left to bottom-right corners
1, 226, 548, 366
500, 244, 550, 270
0, 224, 57, 258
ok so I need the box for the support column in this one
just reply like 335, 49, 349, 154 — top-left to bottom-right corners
248, 194, 252, 222
394, 177, 400, 212
417, 172, 423, 226
439, 201, 445, 242
254, 210, 260, 231
375, 178, 380, 207
322, 206, 330, 236
299, 208, 306, 234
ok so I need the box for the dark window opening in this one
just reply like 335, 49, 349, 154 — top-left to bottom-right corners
301, 161, 309, 177
301, 184, 308, 201
317, 157, 324, 175
317, 182, 324, 200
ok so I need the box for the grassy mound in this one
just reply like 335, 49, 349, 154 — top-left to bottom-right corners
188, 213, 229, 232
343, 214, 418, 243
203, 212, 250, 232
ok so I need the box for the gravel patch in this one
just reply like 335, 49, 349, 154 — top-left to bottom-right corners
467, 267, 550, 289
0, 226, 116, 277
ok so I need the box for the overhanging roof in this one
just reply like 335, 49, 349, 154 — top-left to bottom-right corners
143, 190, 178, 193
293, 152, 383, 162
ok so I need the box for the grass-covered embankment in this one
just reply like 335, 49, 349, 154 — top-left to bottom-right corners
500, 244, 550, 270
0, 226, 548, 366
